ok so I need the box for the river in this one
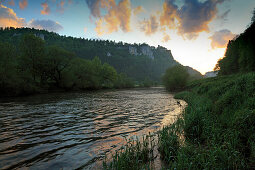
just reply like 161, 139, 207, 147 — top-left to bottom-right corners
0, 87, 185, 169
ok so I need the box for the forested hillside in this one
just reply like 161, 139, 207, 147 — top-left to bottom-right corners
0, 27, 180, 82
215, 15, 255, 75
0, 33, 136, 96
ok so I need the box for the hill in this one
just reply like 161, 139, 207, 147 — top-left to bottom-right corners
0, 27, 201, 82
215, 21, 255, 75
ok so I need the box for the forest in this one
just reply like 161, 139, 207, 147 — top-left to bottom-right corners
103, 11, 255, 169
0, 34, 135, 96
215, 14, 255, 75
0, 27, 202, 97
0, 27, 180, 82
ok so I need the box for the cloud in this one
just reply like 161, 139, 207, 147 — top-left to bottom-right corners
160, 0, 179, 30
28, 19, 63, 32
86, 0, 132, 36
217, 9, 231, 21
159, 0, 226, 39
41, 1, 50, 15
57, 0, 65, 13
162, 33, 170, 42
133, 6, 144, 15
19, 0, 27, 10
85, 0, 102, 18
178, 0, 225, 38
68, 0, 73, 4
0, 4, 63, 32
209, 29, 236, 49
84, 27, 87, 33
140, 15, 159, 35
0, 4, 25, 27
94, 18, 105, 36
8, 0, 15, 6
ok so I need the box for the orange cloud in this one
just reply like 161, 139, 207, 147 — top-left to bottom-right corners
160, 0, 179, 30
19, 0, 28, 10
41, 2, 50, 15
8, 0, 15, 6
84, 27, 87, 33
209, 29, 236, 49
140, 15, 159, 36
95, 18, 106, 36
57, 0, 65, 13
159, 0, 227, 39
86, 0, 131, 36
133, 6, 144, 15
162, 33, 170, 42
0, 4, 25, 28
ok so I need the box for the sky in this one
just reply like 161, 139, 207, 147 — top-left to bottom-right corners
0, 0, 255, 74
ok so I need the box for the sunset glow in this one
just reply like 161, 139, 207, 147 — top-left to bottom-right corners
0, 0, 255, 73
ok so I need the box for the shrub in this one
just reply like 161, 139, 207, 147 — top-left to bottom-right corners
162, 65, 189, 91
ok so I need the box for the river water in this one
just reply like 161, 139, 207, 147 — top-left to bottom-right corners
0, 87, 184, 169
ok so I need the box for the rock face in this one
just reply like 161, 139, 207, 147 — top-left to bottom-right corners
128, 45, 154, 59
34, 33, 45, 40
204, 71, 218, 78
107, 52, 111, 57
129, 46, 138, 55
12, 33, 45, 40
141, 46, 154, 59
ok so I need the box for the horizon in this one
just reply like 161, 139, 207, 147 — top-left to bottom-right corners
0, 0, 255, 74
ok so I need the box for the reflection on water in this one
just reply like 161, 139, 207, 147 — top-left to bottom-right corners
0, 87, 185, 169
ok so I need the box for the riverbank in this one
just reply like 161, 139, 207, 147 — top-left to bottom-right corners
0, 88, 180, 169
103, 72, 255, 169
0, 84, 163, 98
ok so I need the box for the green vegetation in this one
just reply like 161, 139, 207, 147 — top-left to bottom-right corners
104, 73, 255, 169
0, 27, 180, 82
162, 65, 189, 91
103, 135, 156, 170
166, 73, 255, 169
215, 12, 255, 75
103, 14, 255, 166
0, 27, 202, 94
0, 34, 135, 96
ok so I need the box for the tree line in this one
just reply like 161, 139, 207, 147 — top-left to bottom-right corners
0, 27, 178, 82
215, 9, 255, 75
0, 34, 135, 96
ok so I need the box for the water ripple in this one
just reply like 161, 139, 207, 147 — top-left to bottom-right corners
0, 88, 185, 169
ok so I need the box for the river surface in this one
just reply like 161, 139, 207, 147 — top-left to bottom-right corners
0, 87, 184, 170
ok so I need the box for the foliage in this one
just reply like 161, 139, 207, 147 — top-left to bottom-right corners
0, 34, 135, 96
113, 73, 135, 89
158, 123, 180, 163
0, 27, 180, 82
162, 65, 189, 91
215, 12, 255, 75
166, 72, 255, 169
104, 73, 255, 169
103, 134, 156, 170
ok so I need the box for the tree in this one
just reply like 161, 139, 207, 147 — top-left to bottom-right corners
252, 8, 255, 24
46, 46, 74, 87
101, 63, 117, 88
20, 34, 45, 82
162, 65, 189, 91
0, 42, 18, 94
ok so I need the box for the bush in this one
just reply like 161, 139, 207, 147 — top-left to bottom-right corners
162, 65, 189, 91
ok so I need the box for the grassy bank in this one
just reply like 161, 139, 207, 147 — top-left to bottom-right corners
103, 72, 255, 169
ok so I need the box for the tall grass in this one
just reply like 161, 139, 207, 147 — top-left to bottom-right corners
103, 134, 156, 170
163, 72, 255, 169
103, 72, 255, 169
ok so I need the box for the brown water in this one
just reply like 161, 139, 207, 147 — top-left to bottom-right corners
0, 87, 184, 170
